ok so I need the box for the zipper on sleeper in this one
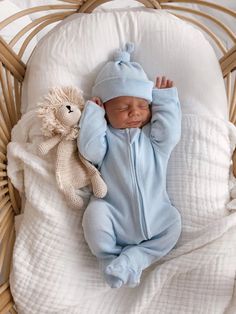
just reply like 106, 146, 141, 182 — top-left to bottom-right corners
126, 129, 149, 240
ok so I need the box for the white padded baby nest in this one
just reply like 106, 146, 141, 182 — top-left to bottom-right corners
0, 1, 236, 313
22, 8, 228, 119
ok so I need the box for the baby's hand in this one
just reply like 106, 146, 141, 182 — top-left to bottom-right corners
91, 97, 104, 109
155, 76, 174, 89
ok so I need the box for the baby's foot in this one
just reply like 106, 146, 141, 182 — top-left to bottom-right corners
104, 273, 123, 289
99, 257, 123, 289
105, 254, 142, 288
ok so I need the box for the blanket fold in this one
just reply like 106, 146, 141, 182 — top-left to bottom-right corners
7, 111, 236, 314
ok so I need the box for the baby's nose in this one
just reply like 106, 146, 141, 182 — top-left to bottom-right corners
129, 108, 140, 116
66, 105, 71, 111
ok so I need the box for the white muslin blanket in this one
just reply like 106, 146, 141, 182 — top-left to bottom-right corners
7, 110, 236, 314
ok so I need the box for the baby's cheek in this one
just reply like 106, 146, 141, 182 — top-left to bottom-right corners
117, 113, 129, 127
144, 109, 151, 119
107, 112, 125, 128
142, 110, 151, 126
116, 112, 126, 120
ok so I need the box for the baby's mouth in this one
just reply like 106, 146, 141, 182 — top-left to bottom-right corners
127, 121, 142, 127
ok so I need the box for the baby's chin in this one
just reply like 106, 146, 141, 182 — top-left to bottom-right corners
127, 119, 150, 129
111, 121, 148, 129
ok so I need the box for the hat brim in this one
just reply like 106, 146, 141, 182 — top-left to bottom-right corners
92, 78, 154, 103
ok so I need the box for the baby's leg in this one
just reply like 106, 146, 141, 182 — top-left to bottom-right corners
106, 219, 181, 287
82, 199, 123, 288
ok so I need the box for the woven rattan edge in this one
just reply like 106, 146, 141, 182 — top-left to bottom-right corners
0, 38, 26, 83
222, 45, 236, 175
0, 283, 14, 313
220, 45, 236, 77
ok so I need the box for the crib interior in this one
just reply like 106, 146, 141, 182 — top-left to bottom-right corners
0, 1, 235, 313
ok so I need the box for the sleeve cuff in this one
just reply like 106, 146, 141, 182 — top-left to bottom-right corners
152, 87, 178, 101
79, 100, 105, 128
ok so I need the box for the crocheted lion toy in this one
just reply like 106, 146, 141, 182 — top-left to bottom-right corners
37, 86, 107, 209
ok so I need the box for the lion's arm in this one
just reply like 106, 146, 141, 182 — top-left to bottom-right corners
38, 135, 61, 155
78, 100, 107, 166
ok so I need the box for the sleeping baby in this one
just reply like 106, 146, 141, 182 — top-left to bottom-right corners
78, 42, 182, 288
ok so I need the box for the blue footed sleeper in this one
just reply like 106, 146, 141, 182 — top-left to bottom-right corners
78, 87, 182, 288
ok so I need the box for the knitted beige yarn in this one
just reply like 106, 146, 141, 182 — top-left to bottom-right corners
37, 86, 107, 209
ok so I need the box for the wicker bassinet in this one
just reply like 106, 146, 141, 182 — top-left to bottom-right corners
0, 0, 235, 312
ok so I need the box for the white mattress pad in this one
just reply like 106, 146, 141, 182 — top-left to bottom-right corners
22, 8, 228, 120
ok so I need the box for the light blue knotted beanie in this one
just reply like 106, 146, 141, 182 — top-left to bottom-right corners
92, 43, 154, 103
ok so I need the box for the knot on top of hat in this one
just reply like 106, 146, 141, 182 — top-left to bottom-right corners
113, 42, 135, 62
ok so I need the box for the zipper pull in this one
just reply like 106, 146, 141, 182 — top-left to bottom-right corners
126, 129, 131, 144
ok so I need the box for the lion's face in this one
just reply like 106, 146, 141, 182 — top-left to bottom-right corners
38, 86, 84, 139
55, 102, 81, 127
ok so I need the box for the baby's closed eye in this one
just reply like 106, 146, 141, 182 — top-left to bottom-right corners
117, 106, 129, 111
138, 104, 149, 109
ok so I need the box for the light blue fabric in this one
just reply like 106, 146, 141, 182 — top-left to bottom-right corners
78, 87, 182, 288
92, 42, 154, 103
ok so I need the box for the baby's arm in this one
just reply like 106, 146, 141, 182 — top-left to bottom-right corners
78, 98, 107, 166
150, 76, 182, 155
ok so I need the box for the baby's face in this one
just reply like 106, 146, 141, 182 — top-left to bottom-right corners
104, 96, 151, 129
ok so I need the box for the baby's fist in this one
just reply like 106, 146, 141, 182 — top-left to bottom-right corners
155, 76, 174, 89
91, 97, 104, 108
